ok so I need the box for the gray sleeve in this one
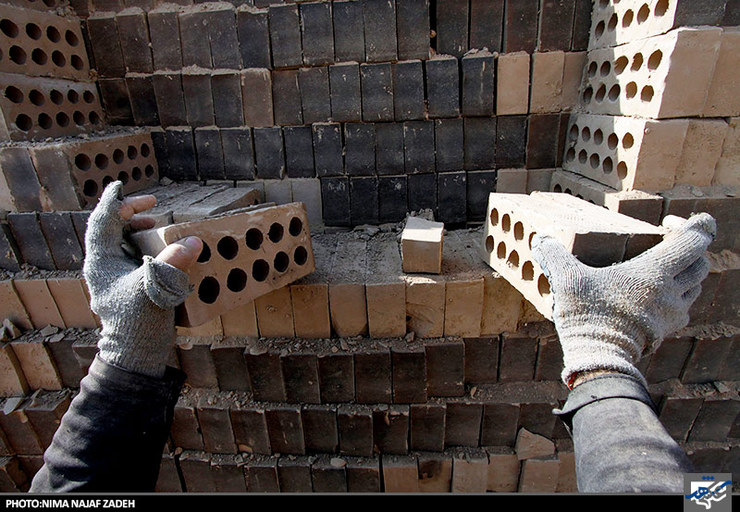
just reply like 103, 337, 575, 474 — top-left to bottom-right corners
554, 374, 693, 493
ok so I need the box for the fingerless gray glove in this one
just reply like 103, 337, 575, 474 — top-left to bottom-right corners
83, 182, 193, 378
531, 213, 716, 388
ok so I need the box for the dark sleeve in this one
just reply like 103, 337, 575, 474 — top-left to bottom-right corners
29, 355, 185, 493
554, 374, 693, 493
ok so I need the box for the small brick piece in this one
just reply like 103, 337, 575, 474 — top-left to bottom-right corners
401, 216, 444, 274
362, 0, 397, 62
425, 55, 460, 118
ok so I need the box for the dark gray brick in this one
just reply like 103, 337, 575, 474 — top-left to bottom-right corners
344, 123, 375, 176
437, 171, 467, 225
333, 0, 365, 62
392, 60, 425, 121
350, 176, 379, 225
300, 1, 334, 65
362, 0, 398, 62
329, 62, 362, 122
312, 123, 344, 177
396, 0, 430, 60
434, 118, 464, 172
425, 55, 460, 118
321, 177, 351, 226
237, 7, 271, 68
461, 51, 495, 116
375, 122, 404, 176
221, 127, 255, 180
361, 63, 394, 122
435, 0, 468, 57
284, 126, 316, 178
253, 127, 285, 179
469, 0, 504, 52
269, 4, 303, 68
299, 67, 331, 124
403, 120, 435, 174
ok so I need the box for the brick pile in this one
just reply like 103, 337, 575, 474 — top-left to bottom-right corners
0, 0, 736, 494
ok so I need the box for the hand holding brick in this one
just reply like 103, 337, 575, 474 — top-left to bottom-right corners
530, 212, 716, 387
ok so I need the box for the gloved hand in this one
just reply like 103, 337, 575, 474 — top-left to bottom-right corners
531, 213, 716, 389
83, 181, 203, 378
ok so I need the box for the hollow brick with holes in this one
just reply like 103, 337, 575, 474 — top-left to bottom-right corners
27, 130, 159, 208
580, 27, 722, 119
132, 203, 315, 327
0, 4, 89, 81
482, 192, 664, 320
588, 0, 727, 50
0, 73, 103, 141
562, 113, 689, 192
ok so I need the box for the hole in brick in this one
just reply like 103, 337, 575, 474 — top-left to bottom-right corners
74, 153, 91, 170
587, 61, 597, 77
31, 48, 47, 65
197, 242, 211, 263
485, 235, 494, 253
538, 274, 551, 295
595, 84, 606, 102
496, 241, 506, 259
217, 236, 239, 260
56, 112, 69, 127
144, 164, 154, 177
117, 171, 129, 184
640, 85, 654, 102
83, 91, 95, 103
622, 9, 634, 27
490, 208, 499, 226
0, 20, 18, 38
5, 86, 22, 103
564, 188, 573, 195
568, 124, 578, 140
655, 0, 668, 16
501, 214, 511, 233
289, 217, 303, 236
553, 184, 563, 192
582, 86, 593, 103
71, 55, 83, 70
28, 89, 44, 106
614, 56, 628, 74
9, 45, 26, 64
131, 166, 142, 181
594, 20, 605, 39
198, 276, 220, 304
608, 133, 619, 149
602, 156, 614, 174
578, 150, 588, 163
65, 30, 79, 46
648, 50, 662, 70
73, 111, 85, 125
246, 228, 263, 250
127, 145, 138, 159
252, 259, 270, 281
15, 114, 31, 131
594, 129, 604, 145
625, 81, 637, 98
89, 111, 101, 124
140, 143, 151, 158
82, 179, 98, 197
617, 161, 628, 180
38, 113, 52, 129
51, 50, 65, 67
590, 153, 600, 169
607, 13, 618, 31
25, 23, 42, 39
274, 251, 289, 272
227, 268, 247, 292
50, 89, 63, 104
581, 127, 591, 141
631, 53, 643, 71
46, 26, 60, 42
113, 149, 124, 163
600, 62, 611, 76
67, 89, 79, 103
565, 148, 575, 162
522, 261, 534, 281
294, 246, 308, 265
598, 0, 608, 8
529, 232, 537, 249
101, 176, 113, 188
622, 133, 634, 149
95, 153, 108, 169
507, 250, 519, 268
608, 84, 620, 101
268, 223, 284, 243
513, 221, 524, 241
637, 4, 650, 23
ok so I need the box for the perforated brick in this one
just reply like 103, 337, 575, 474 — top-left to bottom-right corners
0, 73, 104, 141
563, 113, 688, 192
0, 5, 90, 80
580, 27, 722, 119
132, 203, 315, 327
482, 192, 663, 319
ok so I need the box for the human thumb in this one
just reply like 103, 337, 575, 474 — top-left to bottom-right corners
155, 236, 203, 272
530, 234, 581, 286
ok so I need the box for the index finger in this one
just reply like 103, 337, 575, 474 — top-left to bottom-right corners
119, 194, 156, 221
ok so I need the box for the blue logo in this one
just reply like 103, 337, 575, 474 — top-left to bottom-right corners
684, 474, 732, 512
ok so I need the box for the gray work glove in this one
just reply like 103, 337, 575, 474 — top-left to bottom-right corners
83, 181, 202, 378
531, 213, 716, 389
